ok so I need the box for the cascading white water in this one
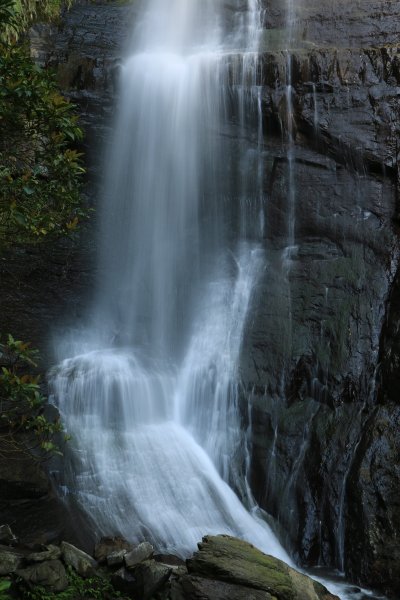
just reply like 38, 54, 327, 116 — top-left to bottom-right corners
50, 0, 290, 562
48, 3, 388, 597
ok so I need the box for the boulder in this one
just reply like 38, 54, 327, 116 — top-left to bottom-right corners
61, 541, 98, 578
131, 559, 172, 599
0, 545, 24, 575
107, 549, 127, 568
94, 535, 132, 564
16, 559, 68, 592
27, 544, 62, 563
0, 525, 16, 545
124, 541, 154, 568
187, 536, 339, 600
154, 554, 186, 568
111, 566, 137, 595
171, 574, 275, 600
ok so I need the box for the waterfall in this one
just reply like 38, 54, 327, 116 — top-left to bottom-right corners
47, 2, 390, 597
50, 0, 290, 561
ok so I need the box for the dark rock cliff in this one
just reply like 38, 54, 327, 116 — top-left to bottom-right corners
240, 1, 400, 597
0, 1, 399, 597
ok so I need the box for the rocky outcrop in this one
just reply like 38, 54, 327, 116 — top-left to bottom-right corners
177, 535, 339, 600
232, 4, 400, 599
60, 541, 98, 577
0, 444, 75, 548
0, 533, 339, 600
16, 560, 69, 593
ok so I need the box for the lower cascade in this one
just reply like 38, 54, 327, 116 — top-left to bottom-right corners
51, 0, 279, 554
49, 2, 385, 599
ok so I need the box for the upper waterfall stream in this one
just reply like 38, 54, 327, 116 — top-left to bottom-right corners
49, 2, 382, 599
52, 0, 284, 557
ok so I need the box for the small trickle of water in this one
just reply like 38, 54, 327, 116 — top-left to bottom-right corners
312, 82, 319, 135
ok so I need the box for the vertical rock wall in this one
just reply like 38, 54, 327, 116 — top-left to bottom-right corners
241, 1, 400, 597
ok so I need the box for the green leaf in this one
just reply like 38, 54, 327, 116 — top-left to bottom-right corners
12, 212, 27, 226
0, 580, 11, 592
22, 186, 35, 195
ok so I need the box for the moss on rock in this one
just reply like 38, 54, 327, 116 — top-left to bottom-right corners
187, 536, 339, 600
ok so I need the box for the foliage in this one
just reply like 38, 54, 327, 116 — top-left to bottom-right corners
0, 47, 85, 246
0, 0, 86, 458
0, 334, 66, 458
17, 567, 128, 600
0, 0, 86, 249
1, 0, 74, 41
0, 580, 11, 600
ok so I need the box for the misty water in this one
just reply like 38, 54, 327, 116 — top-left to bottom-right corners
50, 1, 384, 599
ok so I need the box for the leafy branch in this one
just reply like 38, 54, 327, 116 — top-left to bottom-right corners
0, 334, 66, 459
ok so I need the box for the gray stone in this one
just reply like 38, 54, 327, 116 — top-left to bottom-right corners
154, 554, 186, 568
124, 541, 154, 568
16, 559, 68, 592
111, 566, 137, 595
132, 559, 172, 600
171, 574, 274, 600
106, 549, 127, 567
94, 535, 132, 564
27, 544, 62, 563
0, 451, 49, 501
61, 541, 98, 578
0, 525, 16, 545
0, 545, 24, 575
187, 536, 339, 600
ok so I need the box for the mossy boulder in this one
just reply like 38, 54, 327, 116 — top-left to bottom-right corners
186, 536, 339, 600
171, 574, 277, 599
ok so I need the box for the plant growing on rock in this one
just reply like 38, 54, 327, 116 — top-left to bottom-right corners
1, 0, 74, 42
0, 580, 11, 600
0, 0, 86, 249
0, 334, 65, 458
0, 0, 86, 457
17, 567, 127, 600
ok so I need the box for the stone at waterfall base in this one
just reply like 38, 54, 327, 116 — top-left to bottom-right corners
0, 545, 24, 575
176, 535, 340, 600
60, 541, 98, 578
16, 560, 68, 592
0, 532, 341, 600
124, 540, 154, 568
94, 535, 133, 564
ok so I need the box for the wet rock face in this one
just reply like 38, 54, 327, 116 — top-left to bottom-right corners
28, 0, 137, 244
183, 535, 339, 600
259, 48, 400, 178
346, 405, 400, 597
238, 44, 399, 588
262, 0, 400, 48
241, 145, 396, 401
239, 3, 400, 597
0, 447, 76, 548
0, 231, 95, 364
30, 0, 135, 154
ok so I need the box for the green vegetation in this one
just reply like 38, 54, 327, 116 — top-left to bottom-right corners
18, 567, 126, 600
0, 0, 85, 248
1, 0, 73, 41
0, 0, 85, 457
0, 580, 11, 600
0, 334, 65, 457
0, 567, 129, 600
